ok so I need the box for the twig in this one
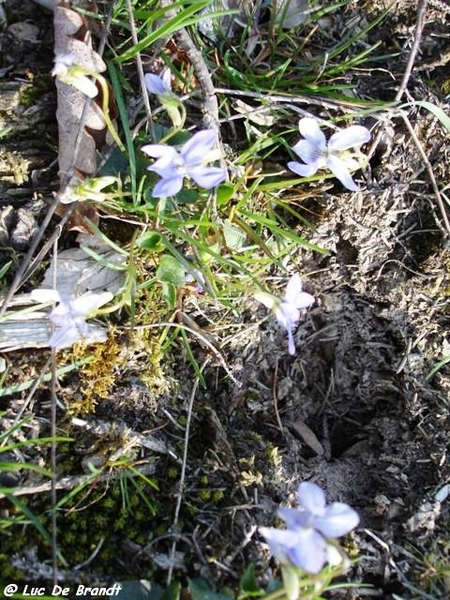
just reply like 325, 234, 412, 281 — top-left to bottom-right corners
368, 0, 427, 160
395, 0, 428, 102
125, 0, 155, 139
167, 358, 209, 585
0, 463, 157, 500
51, 236, 58, 586
213, 87, 380, 111
136, 321, 241, 387
400, 110, 450, 236
159, 0, 222, 142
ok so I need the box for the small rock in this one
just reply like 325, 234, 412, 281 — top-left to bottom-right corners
10, 207, 38, 250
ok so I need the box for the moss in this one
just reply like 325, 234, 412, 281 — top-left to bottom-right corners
1, 474, 163, 580
199, 489, 212, 501
0, 554, 25, 580
212, 490, 224, 502
60, 326, 169, 416
64, 333, 122, 415
167, 466, 179, 478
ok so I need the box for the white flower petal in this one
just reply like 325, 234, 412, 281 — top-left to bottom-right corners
328, 125, 371, 152
278, 507, 312, 529
188, 165, 226, 189
182, 130, 217, 165
297, 482, 326, 515
284, 274, 313, 308
284, 274, 302, 299
316, 503, 360, 537
287, 528, 327, 573
152, 176, 184, 198
275, 302, 299, 329
162, 69, 172, 91
298, 118, 327, 147
141, 144, 179, 161
287, 160, 320, 177
69, 292, 113, 317
72, 76, 98, 99
292, 139, 325, 166
49, 325, 82, 349
326, 155, 360, 191
259, 527, 297, 564
30, 289, 61, 304
148, 161, 181, 180
145, 72, 170, 95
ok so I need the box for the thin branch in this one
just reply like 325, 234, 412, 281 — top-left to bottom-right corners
159, 0, 222, 143
0, 463, 157, 500
167, 358, 209, 585
400, 110, 450, 236
125, 0, 155, 139
395, 0, 428, 101
136, 320, 240, 387
368, 0, 427, 160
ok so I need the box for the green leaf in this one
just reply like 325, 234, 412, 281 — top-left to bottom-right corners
188, 578, 233, 600
137, 232, 166, 252
162, 582, 181, 600
6, 494, 67, 566
425, 353, 450, 381
222, 220, 246, 250
162, 281, 176, 309
239, 565, 264, 598
217, 183, 235, 207
156, 255, 186, 286
176, 188, 198, 204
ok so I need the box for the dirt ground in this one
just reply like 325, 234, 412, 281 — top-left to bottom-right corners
1, 1, 450, 598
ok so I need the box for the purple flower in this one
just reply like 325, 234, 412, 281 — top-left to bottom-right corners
288, 118, 371, 191
142, 130, 227, 198
256, 274, 314, 356
31, 289, 112, 349
144, 71, 172, 96
275, 274, 315, 355
259, 482, 359, 574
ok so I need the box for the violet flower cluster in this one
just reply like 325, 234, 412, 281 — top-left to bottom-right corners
260, 481, 359, 575
255, 274, 315, 356
142, 129, 227, 198
288, 118, 371, 191
31, 289, 112, 349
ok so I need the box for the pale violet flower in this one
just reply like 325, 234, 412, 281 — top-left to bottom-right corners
288, 117, 371, 191
142, 130, 227, 198
255, 274, 315, 355
145, 71, 172, 95
52, 53, 98, 98
31, 289, 113, 349
185, 269, 205, 294
144, 71, 185, 127
259, 482, 359, 575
